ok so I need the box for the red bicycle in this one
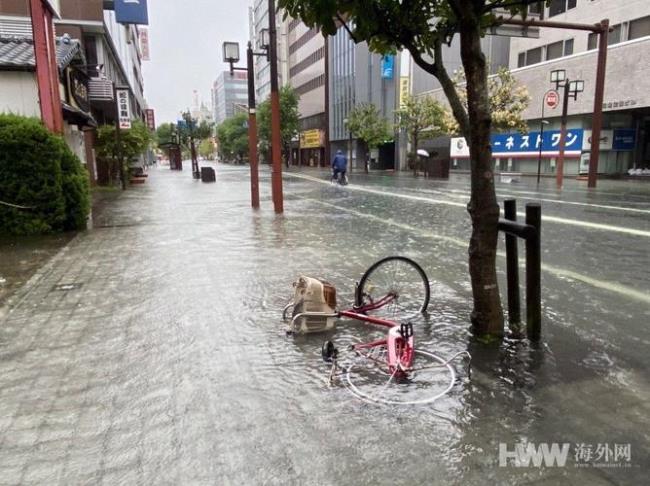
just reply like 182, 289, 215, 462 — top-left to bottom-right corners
283, 256, 470, 405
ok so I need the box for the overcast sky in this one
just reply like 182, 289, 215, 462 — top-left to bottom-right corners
142, 0, 250, 124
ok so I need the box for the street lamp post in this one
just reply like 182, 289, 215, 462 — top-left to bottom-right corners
183, 110, 200, 179
536, 119, 549, 185
223, 30, 269, 210
551, 69, 584, 188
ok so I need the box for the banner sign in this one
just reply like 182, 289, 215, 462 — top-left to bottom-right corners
116, 88, 132, 129
145, 109, 156, 131
612, 128, 636, 151
300, 129, 323, 149
68, 69, 90, 112
451, 129, 585, 158
381, 55, 395, 80
140, 28, 150, 61
115, 0, 149, 25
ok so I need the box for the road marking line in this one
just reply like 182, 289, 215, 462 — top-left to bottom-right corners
287, 173, 650, 238
301, 197, 650, 305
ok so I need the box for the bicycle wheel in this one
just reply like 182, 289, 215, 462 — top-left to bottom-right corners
355, 256, 430, 321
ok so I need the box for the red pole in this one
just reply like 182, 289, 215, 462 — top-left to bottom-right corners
29, 0, 56, 132
556, 82, 570, 189
44, 8, 64, 133
588, 19, 609, 189
246, 43, 260, 209
268, 0, 284, 213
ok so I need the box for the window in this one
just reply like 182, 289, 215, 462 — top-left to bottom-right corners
549, 0, 576, 17
526, 47, 542, 65
588, 24, 622, 50
546, 41, 563, 60
517, 52, 526, 68
564, 38, 574, 56
528, 2, 543, 15
629, 15, 650, 40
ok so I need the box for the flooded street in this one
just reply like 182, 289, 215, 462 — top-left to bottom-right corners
0, 164, 648, 485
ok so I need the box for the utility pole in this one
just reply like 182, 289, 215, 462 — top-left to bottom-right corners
268, 0, 284, 213
588, 19, 609, 188
556, 81, 570, 189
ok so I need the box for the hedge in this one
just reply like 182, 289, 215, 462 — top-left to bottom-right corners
0, 114, 90, 235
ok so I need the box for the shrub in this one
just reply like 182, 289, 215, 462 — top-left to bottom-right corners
0, 114, 90, 235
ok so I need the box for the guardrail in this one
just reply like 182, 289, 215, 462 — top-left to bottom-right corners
498, 199, 542, 341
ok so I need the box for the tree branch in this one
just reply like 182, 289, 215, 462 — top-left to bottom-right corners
336, 13, 358, 42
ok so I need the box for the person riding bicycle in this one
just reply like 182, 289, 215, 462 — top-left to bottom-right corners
331, 150, 348, 184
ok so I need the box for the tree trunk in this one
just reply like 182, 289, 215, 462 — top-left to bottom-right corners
458, 6, 504, 337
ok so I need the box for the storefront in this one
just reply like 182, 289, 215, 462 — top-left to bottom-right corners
298, 129, 325, 167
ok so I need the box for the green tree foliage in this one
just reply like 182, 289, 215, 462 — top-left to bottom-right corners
278, 0, 543, 337
441, 67, 531, 135
156, 122, 175, 147
198, 138, 215, 159
0, 114, 90, 235
216, 113, 249, 162
346, 103, 392, 150
96, 120, 153, 185
257, 85, 300, 162
396, 95, 446, 167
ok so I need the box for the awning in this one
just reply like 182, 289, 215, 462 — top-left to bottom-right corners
62, 103, 97, 128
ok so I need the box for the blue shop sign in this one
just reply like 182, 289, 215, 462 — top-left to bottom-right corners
115, 0, 149, 25
612, 129, 636, 151
491, 129, 584, 156
381, 55, 394, 80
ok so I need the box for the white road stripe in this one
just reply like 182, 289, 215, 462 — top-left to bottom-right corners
302, 197, 650, 305
287, 173, 650, 238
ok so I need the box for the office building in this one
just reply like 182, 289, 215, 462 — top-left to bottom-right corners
328, 27, 400, 170
212, 70, 248, 125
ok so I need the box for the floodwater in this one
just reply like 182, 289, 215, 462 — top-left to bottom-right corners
0, 163, 648, 485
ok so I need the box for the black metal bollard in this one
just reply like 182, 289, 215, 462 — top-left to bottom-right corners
504, 199, 522, 333
525, 203, 542, 341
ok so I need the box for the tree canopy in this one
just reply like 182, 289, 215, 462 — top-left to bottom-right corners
396, 95, 446, 160
216, 113, 249, 162
346, 103, 393, 150
257, 85, 300, 159
442, 67, 531, 135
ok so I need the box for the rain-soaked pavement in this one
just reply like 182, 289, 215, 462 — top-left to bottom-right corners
0, 163, 648, 485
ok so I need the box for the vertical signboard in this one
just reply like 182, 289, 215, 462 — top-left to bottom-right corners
115, 0, 149, 25
140, 28, 150, 61
145, 109, 156, 131
116, 88, 132, 129
399, 77, 410, 108
381, 55, 395, 80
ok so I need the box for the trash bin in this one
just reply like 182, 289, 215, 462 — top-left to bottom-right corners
200, 167, 216, 183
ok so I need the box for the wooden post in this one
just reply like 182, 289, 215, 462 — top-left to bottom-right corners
525, 203, 542, 341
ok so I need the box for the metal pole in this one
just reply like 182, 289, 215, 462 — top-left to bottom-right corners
525, 203, 542, 342
537, 100, 545, 185
556, 81, 570, 188
504, 199, 521, 334
349, 129, 353, 173
247, 43, 260, 209
268, 0, 284, 213
588, 19, 610, 189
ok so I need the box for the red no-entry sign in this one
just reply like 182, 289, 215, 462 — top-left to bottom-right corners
545, 90, 560, 109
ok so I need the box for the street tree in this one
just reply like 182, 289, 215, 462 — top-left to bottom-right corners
96, 120, 153, 186
395, 95, 446, 172
258, 85, 300, 163
279, 0, 542, 338
442, 67, 531, 134
346, 103, 393, 166
198, 139, 215, 160
216, 113, 249, 163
